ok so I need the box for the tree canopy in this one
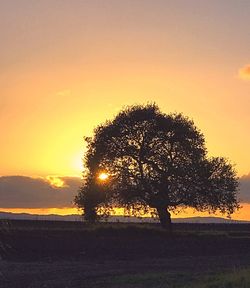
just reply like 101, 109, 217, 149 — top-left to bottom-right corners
75, 104, 239, 229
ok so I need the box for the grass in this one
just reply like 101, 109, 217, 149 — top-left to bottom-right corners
2, 219, 250, 235
84, 268, 250, 288
2, 220, 250, 287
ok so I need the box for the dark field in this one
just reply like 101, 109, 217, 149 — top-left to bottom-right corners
1, 220, 250, 287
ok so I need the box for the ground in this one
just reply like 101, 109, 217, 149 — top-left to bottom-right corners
1, 220, 250, 287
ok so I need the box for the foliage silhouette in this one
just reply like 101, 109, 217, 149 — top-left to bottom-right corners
75, 104, 239, 229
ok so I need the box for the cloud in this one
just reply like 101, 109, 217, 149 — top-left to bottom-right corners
239, 174, 250, 203
238, 64, 250, 80
0, 174, 250, 209
0, 176, 82, 208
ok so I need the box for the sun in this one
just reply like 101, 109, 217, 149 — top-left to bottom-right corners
98, 172, 109, 181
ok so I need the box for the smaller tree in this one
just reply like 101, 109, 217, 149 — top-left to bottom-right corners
75, 104, 239, 229
75, 168, 113, 223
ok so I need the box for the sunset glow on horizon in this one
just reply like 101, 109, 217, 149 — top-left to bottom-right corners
2, 203, 250, 222
98, 173, 109, 181
0, 0, 250, 220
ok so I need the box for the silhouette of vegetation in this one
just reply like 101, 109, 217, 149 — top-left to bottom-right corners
3, 220, 250, 288
75, 104, 239, 230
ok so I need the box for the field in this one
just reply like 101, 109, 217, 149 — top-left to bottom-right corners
1, 220, 250, 287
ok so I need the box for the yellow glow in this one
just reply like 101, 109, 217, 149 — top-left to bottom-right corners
46, 176, 65, 188
98, 172, 109, 181
0, 207, 81, 216
2, 204, 250, 221
71, 152, 84, 174
1, 2, 250, 219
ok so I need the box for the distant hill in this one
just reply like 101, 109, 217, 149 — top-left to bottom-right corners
0, 211, 82, 222
172, 216, 249, 224
0, 211, 248, 223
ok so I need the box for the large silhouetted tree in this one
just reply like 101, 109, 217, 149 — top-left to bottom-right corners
75, 104, 239, 230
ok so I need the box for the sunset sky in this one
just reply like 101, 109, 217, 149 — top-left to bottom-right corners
0, 0, 250, 219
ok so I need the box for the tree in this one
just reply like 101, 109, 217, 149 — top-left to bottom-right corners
75, 104, 239, 230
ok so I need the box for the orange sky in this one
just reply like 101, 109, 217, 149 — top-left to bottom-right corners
0, 1, 250, 219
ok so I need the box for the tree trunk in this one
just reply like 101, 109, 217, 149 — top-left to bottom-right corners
84, 206, 98, 223
156, 207, 172, 231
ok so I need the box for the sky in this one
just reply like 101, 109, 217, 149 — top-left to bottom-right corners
0, 0, 250, 219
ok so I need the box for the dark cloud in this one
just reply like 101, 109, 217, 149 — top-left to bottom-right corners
239, 174, 250, 203
0, 176, 82, 208
0, 174, 250, 208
